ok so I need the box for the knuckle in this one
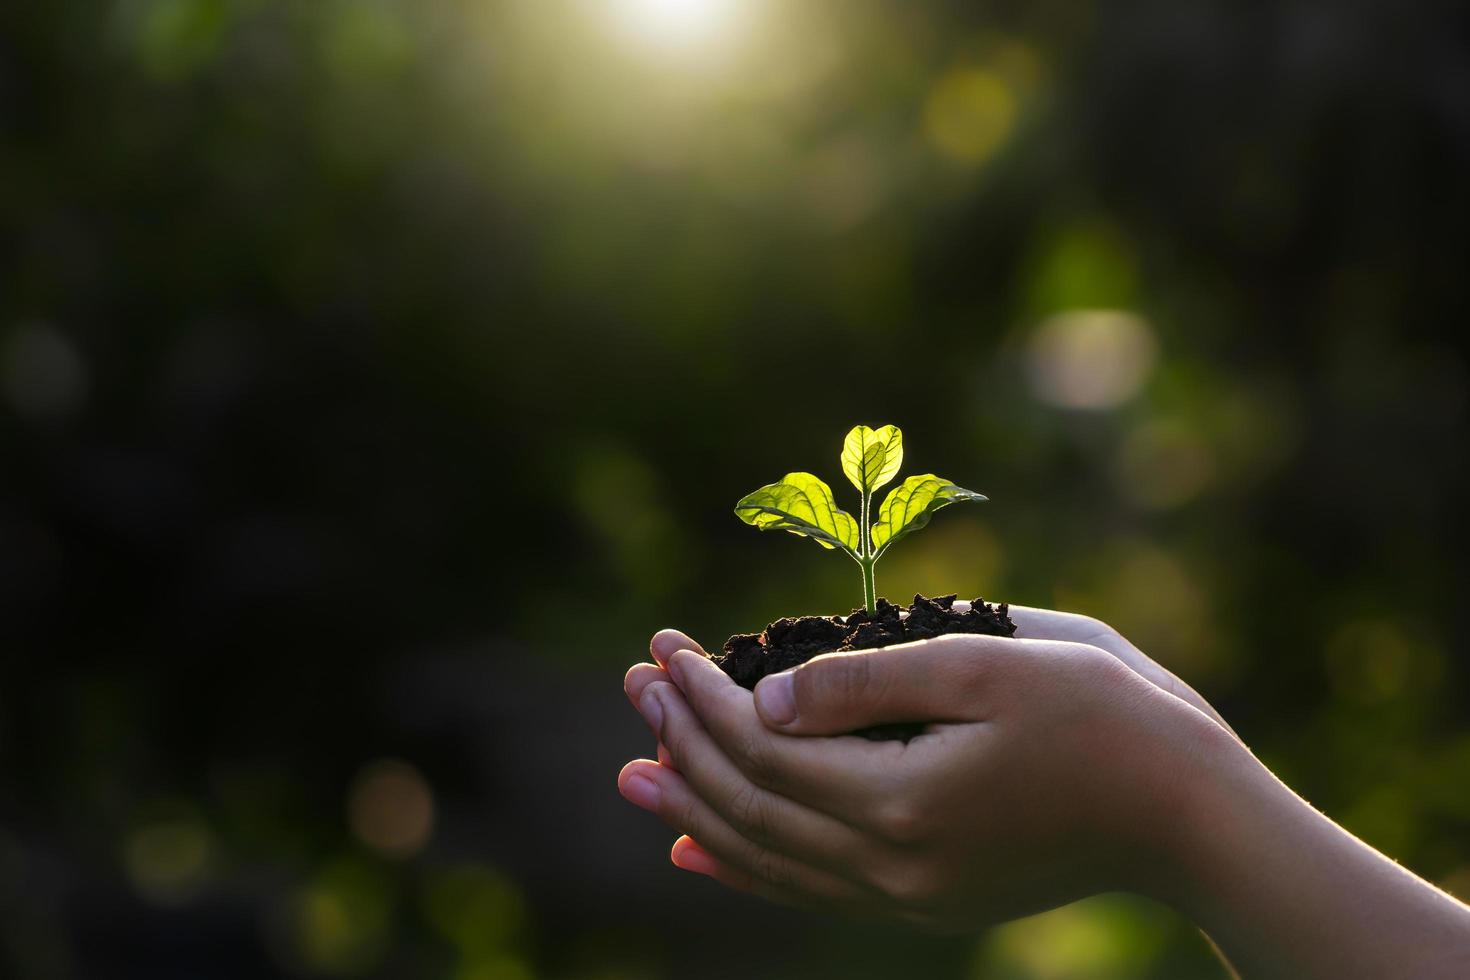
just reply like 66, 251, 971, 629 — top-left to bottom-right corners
937, 656, 984, 699
931, 634, 1002, 683
1075, 613, 1118, 640
727, 784, 774, 843
752, 847, 795, 890
1080, 642, 1132, 681
873, 798, 929, 846
663, 721, 697, 768
671, 795, 702, 835
838, 653, 875, 699
804, 652, 875, 710
1064, 647, 1143, 715
733, 730, 777, 786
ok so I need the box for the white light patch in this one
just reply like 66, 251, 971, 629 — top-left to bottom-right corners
607, 0, 742, 51
1026, 310, 1158, 410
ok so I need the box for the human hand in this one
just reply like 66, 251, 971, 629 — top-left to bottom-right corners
1003, 603, 1237, 737
620, 623, 1238, 930
628, 604, 1235, 740
624, 603, 1235, 754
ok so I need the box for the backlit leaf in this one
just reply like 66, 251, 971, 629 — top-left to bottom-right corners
841, 424, 903, 495
870, 474, 987, 557
734, 473, 860, 557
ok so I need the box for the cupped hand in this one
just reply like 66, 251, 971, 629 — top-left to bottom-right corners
620, 618, 1242, 930
1004, 604, 1236, 737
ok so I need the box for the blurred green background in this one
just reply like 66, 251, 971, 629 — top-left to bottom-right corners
2, 0, 1468, 977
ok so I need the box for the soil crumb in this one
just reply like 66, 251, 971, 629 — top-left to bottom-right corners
715, 594, 1016, 740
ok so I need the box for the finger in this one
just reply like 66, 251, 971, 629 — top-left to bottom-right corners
1007, 605, 1237, 736
625, 665, 683, 768
751, 633, 1022, 735
663, 649, 907, 823
670, 835, 722, 877
1007, 604, 1135, 654
669, 836, 857, 914
669, 837, 813, 909
1008, 606, 1167, 685
617, 759, 869, 904
650, 629, 707, 667
625, 662, 668, 709
638, 681, 872, 872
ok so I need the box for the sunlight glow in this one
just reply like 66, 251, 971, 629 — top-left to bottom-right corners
607, 0, 743, 51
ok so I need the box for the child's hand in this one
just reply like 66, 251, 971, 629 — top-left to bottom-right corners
621, 627, 1232, 930
1004, 604, 1235, 736
621, 614, 1470, 977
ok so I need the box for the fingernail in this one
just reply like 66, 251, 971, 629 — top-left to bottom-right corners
755, 672, 797, 725
651, 630, 695, 666
621, 773, 661, 811
671, 839, 717, 876
638, 687, 665, 733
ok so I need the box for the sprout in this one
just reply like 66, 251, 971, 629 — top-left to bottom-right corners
734, 425, 987, 613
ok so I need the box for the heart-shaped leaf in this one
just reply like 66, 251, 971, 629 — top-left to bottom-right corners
735, 472, 860, 557
870, 474, 987, 557
841, 424, 903, 495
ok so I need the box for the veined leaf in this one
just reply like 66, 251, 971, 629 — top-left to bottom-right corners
870, 474, 987, 557
841, 424, 903, 495
734, 472, 860, 557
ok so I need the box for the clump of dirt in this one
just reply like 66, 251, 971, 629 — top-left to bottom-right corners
715, 594, 1016, 739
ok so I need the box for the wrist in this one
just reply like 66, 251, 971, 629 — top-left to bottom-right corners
1124, 710, 1270, 914
1140, 717, 1342, 975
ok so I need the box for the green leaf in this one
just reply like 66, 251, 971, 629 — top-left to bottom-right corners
870, 475, 987, 557
734, 473, 860, 557
841, 424, 903, 495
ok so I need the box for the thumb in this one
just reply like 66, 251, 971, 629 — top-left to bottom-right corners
752, 637, 992, 735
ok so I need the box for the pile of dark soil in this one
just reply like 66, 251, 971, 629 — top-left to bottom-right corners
715, 594, 1016, 738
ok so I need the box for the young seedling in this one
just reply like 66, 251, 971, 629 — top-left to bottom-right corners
734, 424, 987, 613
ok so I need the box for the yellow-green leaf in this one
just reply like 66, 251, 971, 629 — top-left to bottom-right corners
840, 424, 903, 495
734, 473, 860, 557
870, 474, 987, 556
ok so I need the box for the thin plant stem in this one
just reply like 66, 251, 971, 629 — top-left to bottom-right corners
859, 489, 876, 613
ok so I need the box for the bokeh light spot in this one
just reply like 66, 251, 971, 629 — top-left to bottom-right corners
1115, 418, 1216, 509
347, 758, 434, 859
1025, 218, 1139, 315
1026, 310, 1158, 410
974, 895, 1168, 978
876, 521, 1005, 602
123, 813, 216, 906
423, 865, 526, 956
1079, 540, 1217, 677
284, 860, 393, 976
1324, 618, 1418, 704
923, 68, 1015, 165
